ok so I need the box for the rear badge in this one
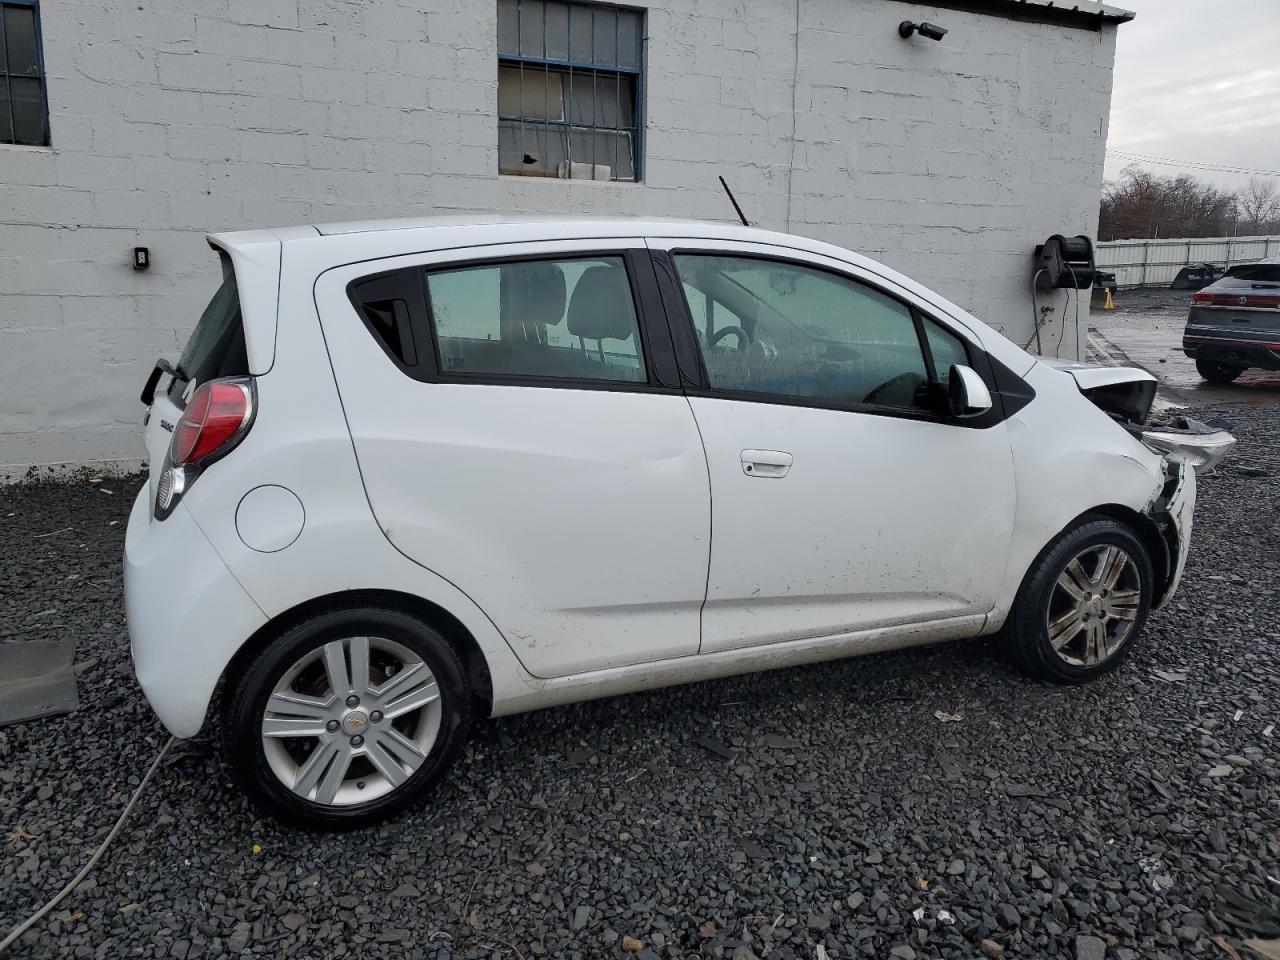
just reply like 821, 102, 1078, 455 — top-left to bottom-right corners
1239, 296, 1248, 306
160, 419, 175, 433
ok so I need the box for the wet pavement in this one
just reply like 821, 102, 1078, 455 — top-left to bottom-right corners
1088, 289, 1280, 408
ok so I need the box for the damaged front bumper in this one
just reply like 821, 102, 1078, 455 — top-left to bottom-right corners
1151, 459, 1196, 610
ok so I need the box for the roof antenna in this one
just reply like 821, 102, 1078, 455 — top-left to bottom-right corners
719, 176, 750, 227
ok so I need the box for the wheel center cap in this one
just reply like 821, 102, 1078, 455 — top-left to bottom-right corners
1089, 597, 1104, 616
341, 710, 369, 736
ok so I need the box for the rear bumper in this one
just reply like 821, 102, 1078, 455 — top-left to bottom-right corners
124, 483, 267, 738
1183, 321, 1280, 369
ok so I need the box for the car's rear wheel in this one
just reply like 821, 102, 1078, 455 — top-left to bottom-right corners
1195, 358, 1245, 383
1004, 518, 1153, 683
221, 607, 470, 829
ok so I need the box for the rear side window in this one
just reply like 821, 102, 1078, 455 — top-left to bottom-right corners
1224, 264, 1280, 283
424, 256, 647, 383
168, 270, 247, 403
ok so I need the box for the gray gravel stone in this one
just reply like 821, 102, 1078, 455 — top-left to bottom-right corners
2, 405, 1279, 960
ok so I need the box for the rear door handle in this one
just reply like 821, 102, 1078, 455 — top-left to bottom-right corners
741, 449, 793, 478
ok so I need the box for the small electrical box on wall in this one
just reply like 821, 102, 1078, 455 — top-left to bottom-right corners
1034, 235, 1095, 289
133, 247, 150, 271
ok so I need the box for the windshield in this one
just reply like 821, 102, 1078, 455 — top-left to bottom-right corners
168, 272, 248, 404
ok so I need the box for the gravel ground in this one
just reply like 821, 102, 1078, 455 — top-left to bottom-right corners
2, 409, 1279, 960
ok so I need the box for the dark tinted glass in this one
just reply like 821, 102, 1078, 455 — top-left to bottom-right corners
1, 3, 47, 146
10, 75, 42, 144
517, 0, 543, 56
568, 4, 593, 61
4, 4, 39, 76
591, 5, 616, 66
1224, 264, 1280, 283
543, 1, 569, 60
497, 0, 519, 55
617, 10, 641, 68
172, 273, 248, 401
0, 77, 10, 142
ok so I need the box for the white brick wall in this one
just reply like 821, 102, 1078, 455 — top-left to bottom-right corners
0, 0, 1118, 475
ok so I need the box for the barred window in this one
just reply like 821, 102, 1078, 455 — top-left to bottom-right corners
0, 0, 48, 146
497, 0, 643, 182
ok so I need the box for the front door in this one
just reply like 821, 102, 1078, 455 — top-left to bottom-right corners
315, 241, 711, 678
649, 240, 1016, 653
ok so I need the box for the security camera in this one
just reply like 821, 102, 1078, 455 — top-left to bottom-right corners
898, 20, 948, 41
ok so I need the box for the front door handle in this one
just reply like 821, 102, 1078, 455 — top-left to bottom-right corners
741, 449, 793, 478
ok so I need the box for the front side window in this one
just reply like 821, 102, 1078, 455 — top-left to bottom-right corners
922, 315, 968, 388
425, 255, 647, 382
497, 0, 643, 181
1, 0, 48, 146
674, 254, 958, 412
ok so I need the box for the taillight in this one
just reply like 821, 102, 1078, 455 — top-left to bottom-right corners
155, 376, 255, 520
173, 379, 253, 465
1193, 291, 1280, 308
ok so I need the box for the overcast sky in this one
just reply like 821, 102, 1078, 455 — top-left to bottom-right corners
1104, 0, 1280, 191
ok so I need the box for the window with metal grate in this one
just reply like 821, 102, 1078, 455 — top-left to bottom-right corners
0, 0, 49, 146
497, 0, 643, 182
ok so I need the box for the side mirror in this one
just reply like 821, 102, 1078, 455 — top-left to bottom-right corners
948, 364, 993, 416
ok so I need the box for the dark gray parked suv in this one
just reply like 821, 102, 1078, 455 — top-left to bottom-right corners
1183, 258, 1280, 382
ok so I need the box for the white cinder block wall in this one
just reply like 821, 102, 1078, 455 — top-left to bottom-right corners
0, 0, 1119, 476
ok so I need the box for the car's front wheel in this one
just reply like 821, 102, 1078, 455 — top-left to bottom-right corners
1004, 518, 1154, 683
221, 606, 470, 829
1195, 358, 1245, 383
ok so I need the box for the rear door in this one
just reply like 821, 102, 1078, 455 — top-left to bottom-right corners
314, 240, 711, 679
140, 258, 249, 505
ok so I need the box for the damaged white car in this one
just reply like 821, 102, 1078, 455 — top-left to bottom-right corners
125, 217, 1232, 828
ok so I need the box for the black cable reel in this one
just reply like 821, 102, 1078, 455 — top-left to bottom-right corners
1034, 234, 1096, 290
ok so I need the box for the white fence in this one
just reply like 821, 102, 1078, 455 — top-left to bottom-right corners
1095, 235, 1280, 288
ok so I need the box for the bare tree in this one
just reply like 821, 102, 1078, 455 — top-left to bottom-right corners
1099, 166, 1236, 240
1236, 177, 1280, 235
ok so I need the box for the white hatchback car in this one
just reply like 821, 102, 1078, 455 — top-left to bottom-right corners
125, 216, 1229, 828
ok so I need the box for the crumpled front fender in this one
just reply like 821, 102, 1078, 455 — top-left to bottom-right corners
1150, 459, 1195, 609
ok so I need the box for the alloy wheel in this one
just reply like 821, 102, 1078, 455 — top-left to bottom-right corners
1045, 544, 1142, 668
260, 636, 442, 806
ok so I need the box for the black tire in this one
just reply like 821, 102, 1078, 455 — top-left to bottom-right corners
1004, 517, 1154, 684
1196, 358, 1245, 384
220, 606, 470, 830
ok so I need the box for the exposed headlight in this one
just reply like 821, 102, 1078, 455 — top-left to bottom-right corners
1141, 425, 1236, 476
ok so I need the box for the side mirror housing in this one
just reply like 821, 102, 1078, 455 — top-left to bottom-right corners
948, 364, 993, 416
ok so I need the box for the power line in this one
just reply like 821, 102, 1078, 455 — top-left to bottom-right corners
1108, 149, 1280, 177
1107, 149, 1280, 179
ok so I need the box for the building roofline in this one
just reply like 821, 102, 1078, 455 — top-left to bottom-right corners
897, 0, 1135, 31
